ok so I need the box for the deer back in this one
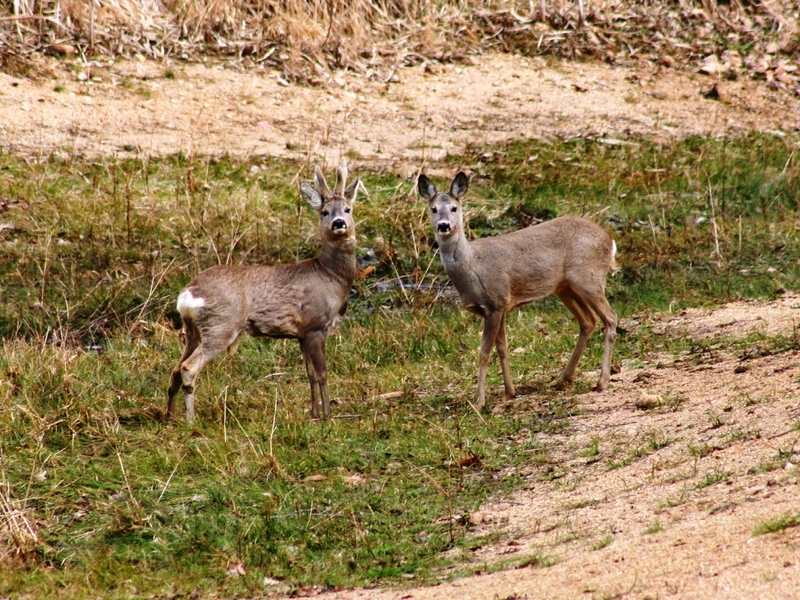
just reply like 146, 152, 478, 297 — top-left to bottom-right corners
468, 216, 615, 310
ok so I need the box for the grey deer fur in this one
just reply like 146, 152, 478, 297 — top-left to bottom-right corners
168, 159, 359, 422
418, 171, 617, 409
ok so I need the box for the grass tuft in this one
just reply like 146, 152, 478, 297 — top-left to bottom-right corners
753, 514, 800, 536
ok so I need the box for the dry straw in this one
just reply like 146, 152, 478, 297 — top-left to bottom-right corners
0, 1, 797, 86
0, 481, 40, 563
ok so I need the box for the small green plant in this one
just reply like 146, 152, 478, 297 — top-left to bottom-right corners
696, 469, 729, 490
579, 437, 601, 461
706, 409, 724, 429
659, 488, 690, 509
724, 427, 760, 444
753, 514, 800, 536
590, 535, 613, 551
516, 553, 557, 569
643, 521, 662, 535
53, 84, 65, 92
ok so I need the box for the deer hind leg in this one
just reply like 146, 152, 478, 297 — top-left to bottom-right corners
168, 320, 201, 420
554, 288, 597, 389
303, 332, 332, 419
579, 288, 617, 391
494, 313, 516, 399
175, 327, 238, 424
476, 310, 505, 410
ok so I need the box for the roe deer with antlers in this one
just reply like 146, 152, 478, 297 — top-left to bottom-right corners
418, 171, 617, 410
167, 159, 359, 422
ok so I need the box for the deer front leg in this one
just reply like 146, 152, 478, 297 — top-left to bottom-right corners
476, 310, 504, 410
494, 313, 515, 399
303, 332, 332, 419
299, 339, 321, 419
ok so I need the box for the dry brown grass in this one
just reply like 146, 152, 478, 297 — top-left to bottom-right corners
0, 481, 40, 564
1, 0, 798, 88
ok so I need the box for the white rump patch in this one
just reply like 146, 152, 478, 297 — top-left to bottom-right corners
177, 289, 206, 318
610, 239, 621, 276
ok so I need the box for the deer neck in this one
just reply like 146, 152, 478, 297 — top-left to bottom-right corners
318, 239, 357, 285
437, 230, 475, 281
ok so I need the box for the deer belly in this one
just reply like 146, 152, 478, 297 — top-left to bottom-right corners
464, 303, 486, 317
245, 316, 301, 339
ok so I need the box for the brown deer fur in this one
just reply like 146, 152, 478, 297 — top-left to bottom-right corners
418, 171, 617, 409
167, 159, 359, 422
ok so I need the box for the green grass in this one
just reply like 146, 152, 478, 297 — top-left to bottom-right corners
591, 536, 613, 551
1, 132, 800, 597
753, 514, 800, 536
643, 521, 662, 535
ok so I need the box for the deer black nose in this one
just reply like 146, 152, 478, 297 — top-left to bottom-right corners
437, 222, 451, 234
332, 218, 347, 231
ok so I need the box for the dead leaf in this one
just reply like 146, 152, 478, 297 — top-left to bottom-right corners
357, 265, 374, 278
456, 452, 481, 468
226, 558, 246, 578
659, 55, 676, 68
303, 474, 327, 483
343, 473, 367, 486
699, 54, 726, 76
45, 44, 76, 56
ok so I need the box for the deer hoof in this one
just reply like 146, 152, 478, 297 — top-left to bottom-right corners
553, 378, 570, 391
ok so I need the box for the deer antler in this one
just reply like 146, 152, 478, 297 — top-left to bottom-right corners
334, 158, 348, 196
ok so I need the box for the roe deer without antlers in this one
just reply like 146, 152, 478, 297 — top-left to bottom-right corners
167, 159, 359, 423
418, 171, 617, 410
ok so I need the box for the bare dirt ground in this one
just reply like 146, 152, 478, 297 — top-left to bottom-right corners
319, 294, 800, 600
1, 52, 799, 171
2, 53, 799, 599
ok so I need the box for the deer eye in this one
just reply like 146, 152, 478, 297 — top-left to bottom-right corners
321, 210, 330, 217
451, 206, 458, 213
344, 207, 351, 214
431, 207, 438, 214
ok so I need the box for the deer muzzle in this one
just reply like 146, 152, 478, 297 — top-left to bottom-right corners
437, 222, 452, 234
331, 218, 348, 232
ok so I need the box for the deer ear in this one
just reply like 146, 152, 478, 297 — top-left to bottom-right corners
343, 178, 360, 203
301, 182, 323, 211
450, 172, 469, 199
418, 174, 437, 201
